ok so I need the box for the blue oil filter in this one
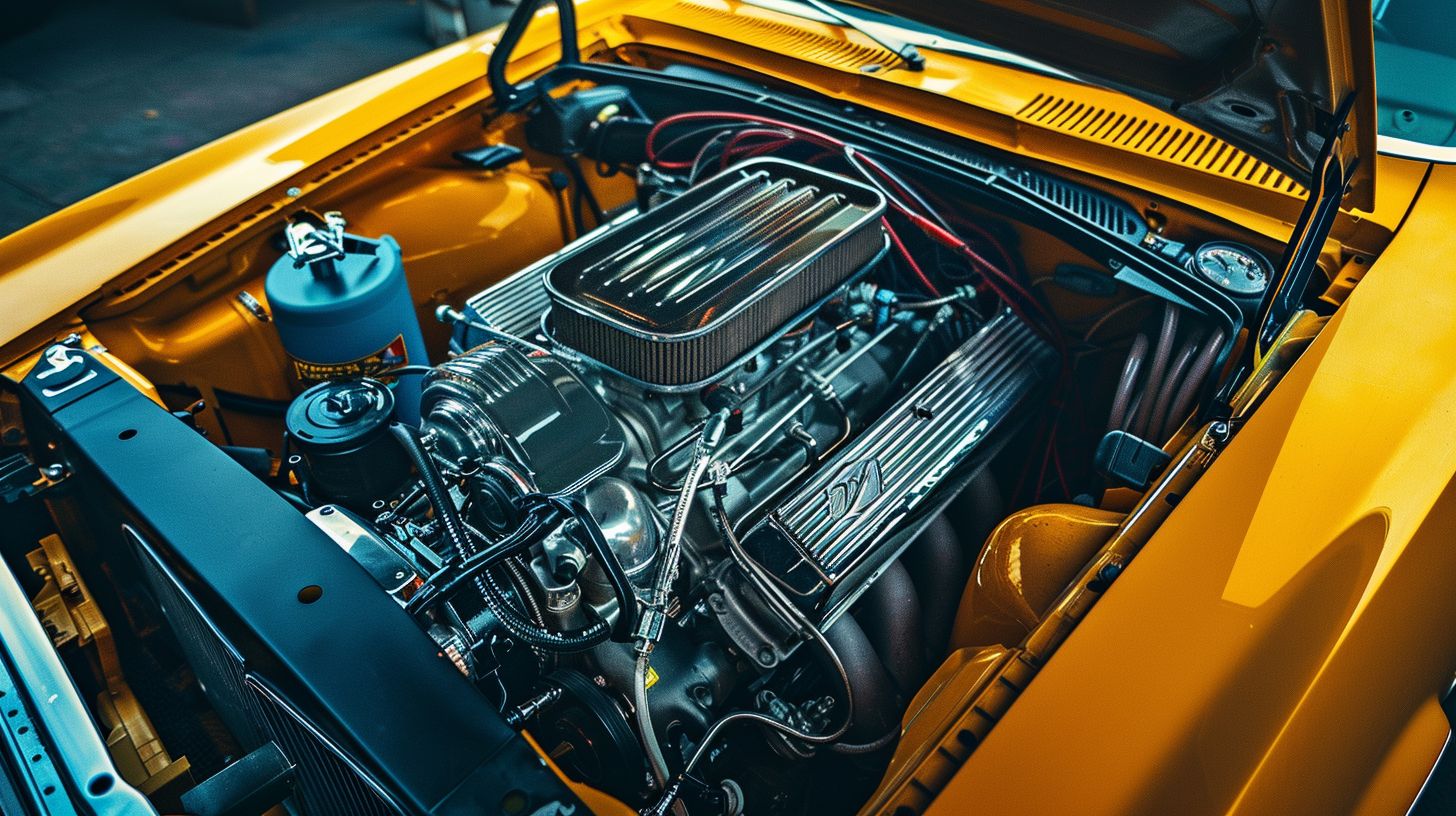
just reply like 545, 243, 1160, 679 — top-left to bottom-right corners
265, 230, 428, 423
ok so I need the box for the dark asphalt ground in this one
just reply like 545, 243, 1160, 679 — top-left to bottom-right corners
0, 0, 462, 238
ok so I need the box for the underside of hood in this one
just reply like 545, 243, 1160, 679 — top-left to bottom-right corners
850, 0, 1375, 210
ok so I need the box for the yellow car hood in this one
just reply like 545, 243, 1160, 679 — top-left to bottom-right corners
849, 0, 1377, 210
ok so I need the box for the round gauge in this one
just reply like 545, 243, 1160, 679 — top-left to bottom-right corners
1190, 241, 1272, 297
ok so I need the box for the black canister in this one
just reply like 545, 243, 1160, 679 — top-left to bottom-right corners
286, 379, 411, 511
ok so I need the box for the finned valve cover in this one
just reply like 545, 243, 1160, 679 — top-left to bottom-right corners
741, 312, 1056, 624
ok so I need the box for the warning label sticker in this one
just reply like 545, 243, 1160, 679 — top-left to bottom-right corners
291, 335, 409, 382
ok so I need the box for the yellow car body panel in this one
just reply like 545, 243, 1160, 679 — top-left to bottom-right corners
0, 1, 1450, 814
934, 164, 1456, 815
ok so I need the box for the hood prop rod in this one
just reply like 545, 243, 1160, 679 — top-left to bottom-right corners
1212, 92, 1356, 416
488, 0, 582, 111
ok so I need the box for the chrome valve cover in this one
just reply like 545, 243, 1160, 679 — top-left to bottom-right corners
740, 312, 1056, 624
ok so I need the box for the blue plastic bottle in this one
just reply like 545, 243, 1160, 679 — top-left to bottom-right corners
265, 228, 428, 423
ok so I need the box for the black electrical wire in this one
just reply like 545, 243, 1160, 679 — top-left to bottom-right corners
650, 121, 757, 166
502, 555, 552, 672
861, 154, 954, 234
390, 422, 478, 577
404, 512, 552, 615
668, 486, 855, 774
374, 364, 435, 379
273, 487, 312, 513
390, 424, 612, 652
688, 129, 736, 183
437, 308, 550, 356
400, 488, 636, 642
884, 318, 944, 396
828, 727, 900, 755
567, 176, 589, 238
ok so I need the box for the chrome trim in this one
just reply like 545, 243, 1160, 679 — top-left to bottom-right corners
1407, 676, 1456, 815
544, 160, 886, 343
1377, 134, 1456, 164
741, 311, 1054, 624
776, 312, 1052, 580
464, 207, 639, 339
0, 530, 154, 814
1408, 728, 1454, 814
543, 236, 890, 394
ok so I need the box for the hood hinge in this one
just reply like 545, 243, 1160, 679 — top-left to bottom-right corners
1212, 92, 1356, 416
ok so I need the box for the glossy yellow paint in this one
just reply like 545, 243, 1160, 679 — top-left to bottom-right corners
949, 503, 1123, 650
924, 164, 1456, 815
75, 162, 570, 448
1353, 696, 1448, 816
521, 731, 636, 816
865, 645, 1017, 814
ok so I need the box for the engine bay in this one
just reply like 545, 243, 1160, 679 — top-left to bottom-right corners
0, 44, 1375, 816
265, 146, 1068, 812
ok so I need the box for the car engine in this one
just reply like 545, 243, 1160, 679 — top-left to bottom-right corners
271, 154, 1054, 809
10, 82, 1267, 813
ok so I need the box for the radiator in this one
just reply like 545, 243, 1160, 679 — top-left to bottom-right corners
127, 527, 402, 816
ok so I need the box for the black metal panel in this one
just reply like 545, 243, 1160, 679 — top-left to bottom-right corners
127, 528, 399, 816
126, 527, 263, 752
18, 350, 577, 816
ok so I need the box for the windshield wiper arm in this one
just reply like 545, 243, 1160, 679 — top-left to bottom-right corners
799, 0, 924, 71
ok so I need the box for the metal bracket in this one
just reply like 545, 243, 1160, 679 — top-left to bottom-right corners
487, 0, 582, 112
179, 742, 294, 816
26, 534, 193, 798
1214, 92, 1356, 415
1255, 92, 1356, 360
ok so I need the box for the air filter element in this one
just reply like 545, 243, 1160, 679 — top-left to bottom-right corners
545, 158, 886, 388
